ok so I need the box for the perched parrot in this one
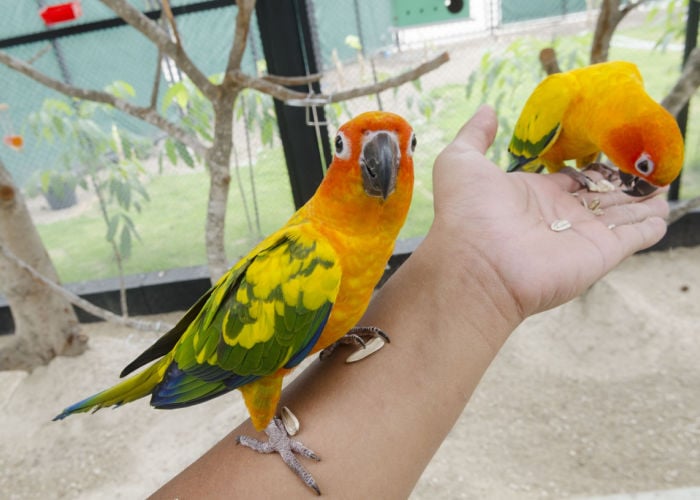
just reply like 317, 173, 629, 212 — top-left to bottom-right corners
54, 111, 416, 494
507, 60, 684, 196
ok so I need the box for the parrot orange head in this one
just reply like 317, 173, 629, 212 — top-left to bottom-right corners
603, 107, 684, 196
315, 111, 415, 226
331, 111, 415, 199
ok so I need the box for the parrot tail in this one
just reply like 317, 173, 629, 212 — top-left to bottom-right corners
53, 359, 166, 420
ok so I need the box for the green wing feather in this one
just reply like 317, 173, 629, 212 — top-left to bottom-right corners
149, 223, 342, 407
55, 223, 342, 417
508, 72, 577, 172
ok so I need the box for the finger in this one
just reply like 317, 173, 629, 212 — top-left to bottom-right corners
574, 187, 669, 211
598, 195, 670, 227
447, 105, 498, 155
608, 216, 668, 254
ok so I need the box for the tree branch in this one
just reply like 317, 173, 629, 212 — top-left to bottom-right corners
539, 48, 561, 75
620, 0, 646, 16
99, 0, 217, 99
262, 73, 323, 86
225, 0, 256, 76
0, 242, 172, 333
150, 50, 163, 110
590, 0, 649, 64
0, 49, 209, 157
231, 51, 450, 105
161, 0, 182, 47
661, 46, 700, 118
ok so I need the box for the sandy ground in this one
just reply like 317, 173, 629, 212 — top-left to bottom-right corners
1, 245, 699, 499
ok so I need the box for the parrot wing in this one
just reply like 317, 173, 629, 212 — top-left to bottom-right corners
507, 72, 578, 172
130, 223, 342, 409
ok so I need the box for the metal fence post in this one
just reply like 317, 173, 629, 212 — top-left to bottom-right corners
255, 0, 331, 209
670, 0, 700, 201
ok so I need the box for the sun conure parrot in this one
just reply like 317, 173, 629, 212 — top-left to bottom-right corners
507, 60, 684, 196
53, 111, 416, 494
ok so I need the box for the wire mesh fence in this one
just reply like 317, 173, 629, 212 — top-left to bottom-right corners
0, 0, 693, 286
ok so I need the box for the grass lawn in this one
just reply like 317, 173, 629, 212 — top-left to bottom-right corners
37, 147, 296, 283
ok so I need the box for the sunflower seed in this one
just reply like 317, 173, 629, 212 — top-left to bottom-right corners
345, 336, 386, 363
550, 219, 572, 232
281, 406, 300, 436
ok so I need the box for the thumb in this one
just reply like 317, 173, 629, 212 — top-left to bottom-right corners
448, 105, 498, 155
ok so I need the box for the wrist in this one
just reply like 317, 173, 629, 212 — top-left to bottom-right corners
412, 223, 524, 352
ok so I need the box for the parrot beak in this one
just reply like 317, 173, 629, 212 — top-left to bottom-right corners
619, 171, 658, 197
360, 131, 400, 200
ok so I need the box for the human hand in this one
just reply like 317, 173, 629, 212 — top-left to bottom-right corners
426, 105, 669, 327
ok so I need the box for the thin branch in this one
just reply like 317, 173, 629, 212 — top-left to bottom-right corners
225, 0, 256, 76
27, 43, 51, 65
100, 0, 217, 98
620, 0, 646, 16
231, 51, 451, 104
0, 242, 172, 333
262, 73, 323, 86
150, 50, 163, 110
0, 49, 208, 156
661, 46, 700, 118
590, 0, 649, 64
539, 48, 561, 75
161, 0, 182, 47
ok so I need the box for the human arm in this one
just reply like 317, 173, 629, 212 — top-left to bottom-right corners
151, 106, 669, 498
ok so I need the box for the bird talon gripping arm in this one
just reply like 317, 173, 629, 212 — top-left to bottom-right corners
54, 111, 416, 494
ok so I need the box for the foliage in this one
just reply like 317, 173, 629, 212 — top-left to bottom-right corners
36, 146, 298, 284
646, 0, 688, 50
465, 36, 589, 166
28, 87, 152, 262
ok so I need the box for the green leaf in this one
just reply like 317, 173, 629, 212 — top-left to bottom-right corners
106, 81, 136, 99
119, 225, 132, 259
106, 214, 120, 242
411, 79, 422, 92
162, 82, 189, 113
344, 35, 362, 51
174, 141, 195, 168
165, 139, 178, 166
260, 119, 273, 147
113, 180, 131, 210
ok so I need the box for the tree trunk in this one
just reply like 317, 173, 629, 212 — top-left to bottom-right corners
0, 159, 87, 371
204, 90, 237, 281
590, 0, 647, 64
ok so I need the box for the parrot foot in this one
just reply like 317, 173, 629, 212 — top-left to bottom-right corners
237, 417, 321, 495
319, 326, 390, 361
581, 161, 620, 182
561, 166, 616, 193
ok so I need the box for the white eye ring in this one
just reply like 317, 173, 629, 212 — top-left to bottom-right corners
407, 131, 417, 157
334, 131, 350, 160
634, 152, 654, 176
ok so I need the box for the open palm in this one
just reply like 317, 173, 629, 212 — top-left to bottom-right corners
430, 106, 669, 320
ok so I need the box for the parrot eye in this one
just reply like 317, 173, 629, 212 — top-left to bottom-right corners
634, 152, 654, 177
334, 132, 350, 160
409, 132, 417, 156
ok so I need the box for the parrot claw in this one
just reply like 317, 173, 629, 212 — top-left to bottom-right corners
237, 417, 321, 495
561, 166, 616, 193
581, 162, 620, 182
319, 326, 390, 360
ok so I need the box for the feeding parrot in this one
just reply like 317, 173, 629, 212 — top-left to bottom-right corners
507, 60, 684, 196
54, 111, 416, 495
